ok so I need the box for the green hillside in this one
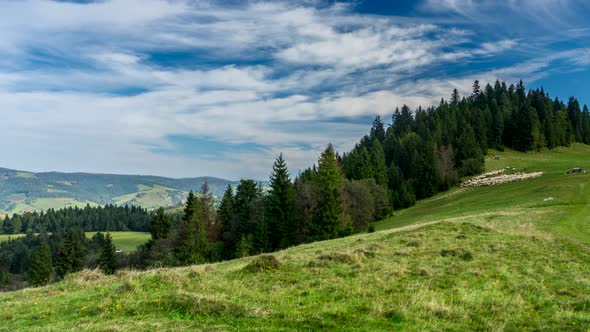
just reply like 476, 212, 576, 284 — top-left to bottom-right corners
0, 146, 588, 330
0, 168, 252, 215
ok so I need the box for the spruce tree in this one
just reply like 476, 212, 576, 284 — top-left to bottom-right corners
98, 233, 117, 275
29, 242, 52, 286
150, 207, 170, 240
370, 115, 386, 143
55, 229, 84, 278
218, 185, 235, 258
370, 140, 388, 187
234, 179, 260, 237
312, 144, 343, 240
267, 154, 297, 249
175, 192, 209, 265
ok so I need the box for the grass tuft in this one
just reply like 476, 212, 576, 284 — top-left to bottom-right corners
243, 255, 282, 273
440, 248, 474, 261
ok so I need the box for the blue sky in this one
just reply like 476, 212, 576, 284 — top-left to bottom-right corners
1, 0, 589, 180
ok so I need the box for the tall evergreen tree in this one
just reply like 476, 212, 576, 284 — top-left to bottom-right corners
98, 233, 117, 275
370, 115, 386, 143
218, 185, 235, 258
312, 144, 343, 240
175, 192, 209, 265
55, 229, 84, 278
370, 140, 387, 187
149, 207, 170, 240
267, 154, 297, 249
29, 242, 52, 286
233, 179, 261, 237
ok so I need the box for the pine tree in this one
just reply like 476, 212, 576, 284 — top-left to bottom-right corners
370, 115, 386, 143
98, 233, 117, 275
451, 89, 460, 104
266, 154, 297, 249
312, 144, 343, 240
55, 229, 84, 278
29, 242, 52, 286
354, 147, 374, 180
198, 181, 216, 238
150, 207, 170, 240
174, 191, 209, 265
252, 197, 270, 253
513, 104, 534, 151
218, 185, 235, 258
370, 140, 387, 187
234, 179, 261, 237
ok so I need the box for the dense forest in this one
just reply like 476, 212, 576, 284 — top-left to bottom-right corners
0, 204, 152, 234
1, 80, 589, 290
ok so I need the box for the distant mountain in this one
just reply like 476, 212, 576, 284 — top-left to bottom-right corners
0, 167, 263, 216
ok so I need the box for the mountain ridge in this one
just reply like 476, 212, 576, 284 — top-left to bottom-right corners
0, 166, 266, 215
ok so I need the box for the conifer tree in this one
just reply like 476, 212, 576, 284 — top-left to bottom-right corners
266, 154, 297, 249
370, 115, 386, 143
175, 192, 209, 265
370, 140, 388, 187
312, 144, 343, 240
55, 229, 84, 278
98, 233, 117, 275
234, 179, 260, 237
29, 242, 52, 286
218, 185, 235, 258
252, 197, 270, 253
149, 207, 170, 240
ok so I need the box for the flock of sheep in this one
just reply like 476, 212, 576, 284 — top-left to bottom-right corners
460, 168, 544, 188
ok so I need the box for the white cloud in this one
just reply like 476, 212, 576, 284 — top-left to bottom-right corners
0, 0, 588, 179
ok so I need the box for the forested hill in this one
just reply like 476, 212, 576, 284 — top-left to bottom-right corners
0, 168, 241, 215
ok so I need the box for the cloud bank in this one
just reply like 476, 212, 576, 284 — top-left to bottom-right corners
0, 0, 589, 179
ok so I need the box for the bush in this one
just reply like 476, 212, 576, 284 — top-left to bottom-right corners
461, 158, 485, 176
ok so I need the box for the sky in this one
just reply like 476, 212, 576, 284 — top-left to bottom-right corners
1, 0, 589, 180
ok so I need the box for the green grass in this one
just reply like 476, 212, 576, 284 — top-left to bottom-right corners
375, 143, 590, 246
0, 145, 588, 331
85, 232, 150, 252
0, 232, 149, 252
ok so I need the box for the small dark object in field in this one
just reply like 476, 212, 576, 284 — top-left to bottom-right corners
368, 225, 375, 233
407, 240, 420, 247
456, 234, 468, 239
440, 248, 473, 261
243, 255, 281, 273
566, 167, 582, 174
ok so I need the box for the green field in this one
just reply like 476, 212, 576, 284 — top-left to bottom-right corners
0, 145, 588, 330
375, 144, 590, 246
0, 232, 149, 252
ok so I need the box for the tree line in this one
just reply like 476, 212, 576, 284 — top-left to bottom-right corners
1, 80, 589, 289
0, 229, 122, 290
0, 204, 152, 235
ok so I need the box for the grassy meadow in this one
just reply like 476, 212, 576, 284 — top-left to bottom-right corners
0, 232, 149, 252
0, 145, 588, 330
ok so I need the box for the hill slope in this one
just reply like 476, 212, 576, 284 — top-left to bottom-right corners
0, 168, 247, 215
0, 145, 589, 330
